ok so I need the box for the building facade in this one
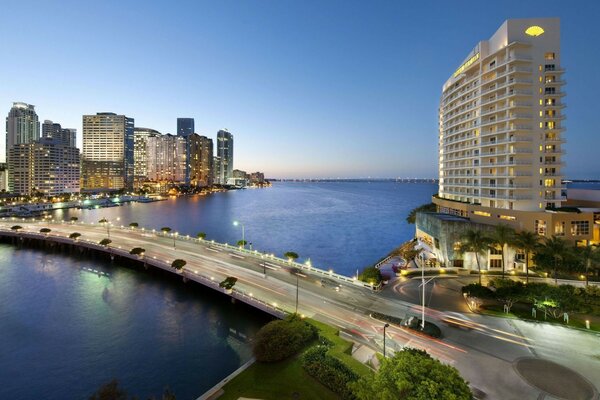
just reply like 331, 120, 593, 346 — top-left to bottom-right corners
133, 127, 161, 188
5, 102, 40, 178
438, 18, 565, 212
146, 133, 186, 183
189, 134, 213, 187
417, 19, 598, 271
8, 137, 80, 196
216, 129, 233, 185
177, 118, 194, 184
81, 113, 134, 192
42, 120, 76, 147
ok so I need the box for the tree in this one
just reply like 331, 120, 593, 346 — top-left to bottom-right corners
10, 225, 22, 232
406, 203, 437, 224
359, 266, 383, 285
70, 216, 78, 223
252, 315, 317, 362
161, 227, 172, 234
98, 218, 108, 224
534, 236, 570, 285
350, 348, 472, 400
40, 228, 51, 234
490, 279, 525, 313
88, 379, 128, 400
171, 259, 186, 270
490, 224, 515, 280
196, 232, 206, 240
513, 230, 539, 284
128, 222, 139, 228
458, 229, 492, 285
461, 283, 494, 309
69, 232, 81, 240
237, 240, 247, 247
219, 277, 238, 290
577, 244, 600, 286
99, 238, 112, 247
284, 251, 299, 262
129, 247, 145, 256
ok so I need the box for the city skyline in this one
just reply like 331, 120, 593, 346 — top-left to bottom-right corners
1, 1, 599, 179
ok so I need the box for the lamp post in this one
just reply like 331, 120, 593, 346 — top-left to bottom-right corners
419, 255, 435, 330
383, 323, 390, 358
233, 220, 245, 249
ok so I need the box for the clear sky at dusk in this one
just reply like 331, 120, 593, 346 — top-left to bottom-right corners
1, 0, 598, 179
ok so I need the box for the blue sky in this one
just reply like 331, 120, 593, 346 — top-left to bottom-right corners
1, 0, 598, 179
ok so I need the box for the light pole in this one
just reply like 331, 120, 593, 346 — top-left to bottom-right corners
295, 272, 299, 314
419, 255, 435, 330
233, 220, 245, 249
383, 323, 390, 358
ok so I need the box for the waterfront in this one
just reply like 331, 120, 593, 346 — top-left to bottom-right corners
53, 181, 438, 276
0, 244, 269, 400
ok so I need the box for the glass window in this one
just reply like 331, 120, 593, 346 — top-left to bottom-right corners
570, 221, 590, 236
554, 221, 565, 236
545, 52, 555, 60
535, 219, 547, 236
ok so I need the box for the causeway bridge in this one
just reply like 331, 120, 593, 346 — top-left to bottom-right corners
1, 218, 599, 400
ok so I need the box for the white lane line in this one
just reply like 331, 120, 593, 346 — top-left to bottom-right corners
230, 254, 245, 259
207, 247, 220, 253
264, 262, 281, 269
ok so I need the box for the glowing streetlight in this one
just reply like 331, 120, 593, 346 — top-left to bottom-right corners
233, 220, 245, 249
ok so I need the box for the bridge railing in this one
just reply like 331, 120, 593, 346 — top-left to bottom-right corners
1, 218, 380, 291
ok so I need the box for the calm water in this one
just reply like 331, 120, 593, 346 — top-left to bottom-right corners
0, 245, 269, 400
54, 182, 437, 276
0, 181, 435, 399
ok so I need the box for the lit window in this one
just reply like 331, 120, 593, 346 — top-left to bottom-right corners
545, 52, 555, 60
570, 221, 590, 236
535, 220, 547, 235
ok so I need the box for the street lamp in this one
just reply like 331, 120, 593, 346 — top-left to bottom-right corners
383, 323, 390, 358
233, 220, 245, 249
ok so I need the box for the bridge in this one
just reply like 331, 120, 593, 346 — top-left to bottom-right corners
1, 218, 599, 400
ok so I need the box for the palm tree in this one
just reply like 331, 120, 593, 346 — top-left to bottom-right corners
490, 224, 515, 280
197, 232, 207, 240
171, 259, 186, 270
40, 228, 51, 235
99, 238, 112, 247
578, 244, 599, 286
129, 222, 139, 229
458, 229, 492, 285
10, 225, 23, 232
237, 240, 247, 247
534, 235, 569, 285
513, 230, 539, 284
70, 217, 78, 223
161, 227, 176, 248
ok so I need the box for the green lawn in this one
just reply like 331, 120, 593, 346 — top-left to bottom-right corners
481, 304, 600, 332
219, 319, 372, 400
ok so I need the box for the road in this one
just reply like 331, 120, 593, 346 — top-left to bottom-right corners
2, 219, 599, 400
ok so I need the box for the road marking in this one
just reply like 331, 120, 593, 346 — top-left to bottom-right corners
230, 254, 245, 259
206, 247, 220, 253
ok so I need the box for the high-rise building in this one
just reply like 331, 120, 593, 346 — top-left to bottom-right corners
213, 156, 221, 185
8, 137, 80, 196
146, 133, 186, 182
5, 102, 40, 163
133, 127, 161, 188
81, 113, 134, 192
216, 129, 233, 185
177, 118, 194, 138
417, 19, 596, 270
437, 18, 565, 213
177, 118, 194, 184
42, 120, 76, 147
189, 133, 213, 187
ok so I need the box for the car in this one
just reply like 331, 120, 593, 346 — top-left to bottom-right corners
320, 279, 341, 291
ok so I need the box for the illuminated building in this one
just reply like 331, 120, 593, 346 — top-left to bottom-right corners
189, 134, 213, 187
216, 129, 233, 185
82, 113, 134, 192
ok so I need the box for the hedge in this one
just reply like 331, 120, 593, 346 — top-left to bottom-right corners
302, 345, 359, 399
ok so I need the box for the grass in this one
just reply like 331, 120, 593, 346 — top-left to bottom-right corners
480, 304, 600, 332
219, 318, 372, 400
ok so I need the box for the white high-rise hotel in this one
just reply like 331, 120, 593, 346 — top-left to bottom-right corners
438, 18, 564, 212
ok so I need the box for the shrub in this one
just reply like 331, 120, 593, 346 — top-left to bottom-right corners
10, 225, 23, 231
302, 345, 359, 399
99, 238, 112, 246
358, 266, 383, 285
252, 315, 317, 362
219, 277, 238, 290
40, 228, 51, 234
129, 247, 145, 255
69, 232, 81, 239
370, 312, 403, 326
461, 283, 494, 299
171, 259, 186, 270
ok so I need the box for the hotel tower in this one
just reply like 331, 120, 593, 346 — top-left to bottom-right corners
437, 18, 564, 213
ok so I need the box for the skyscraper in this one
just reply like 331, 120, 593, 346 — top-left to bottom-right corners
177, 118, 194, 138
5, 102, 40, 163
133, 127, 161, 189
177, 118, 194, 184
216, 129, 233, 185
437, 18, 565, 213
42, 120, 76, 147
146, 133, 186, 182
189, 133, 213, 187
81, 112, 134, 192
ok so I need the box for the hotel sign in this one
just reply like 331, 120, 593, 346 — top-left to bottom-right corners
453, 52, 480, 77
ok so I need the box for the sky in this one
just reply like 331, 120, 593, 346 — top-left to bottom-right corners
1, 0, 598, 179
